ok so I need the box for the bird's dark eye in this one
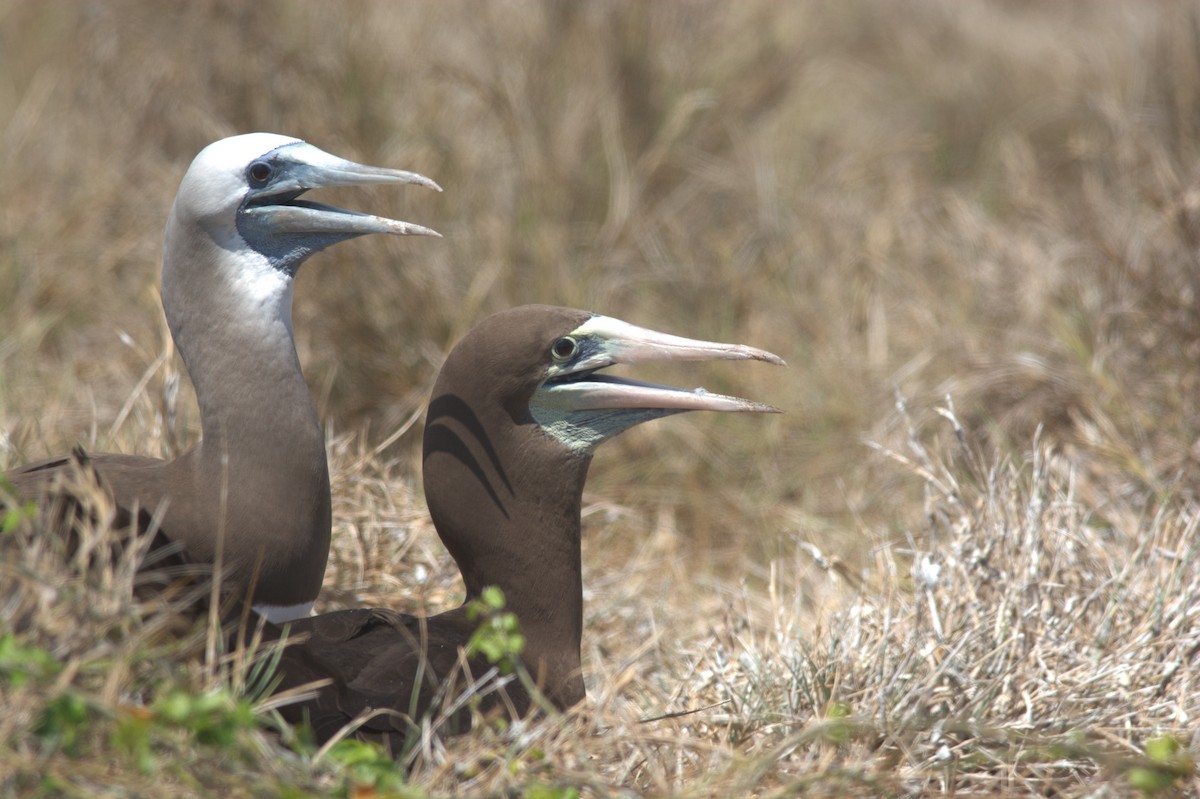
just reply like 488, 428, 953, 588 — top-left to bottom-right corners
551, 337, 578, 361
248, 161, 273, 184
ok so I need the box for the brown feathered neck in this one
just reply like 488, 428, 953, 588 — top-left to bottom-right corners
422, 306, 594, 706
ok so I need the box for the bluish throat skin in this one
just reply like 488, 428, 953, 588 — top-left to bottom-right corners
4, 133, 441, 623
265, 304, 784, 753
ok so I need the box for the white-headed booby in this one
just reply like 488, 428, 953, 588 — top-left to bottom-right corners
5, 133, 441, 623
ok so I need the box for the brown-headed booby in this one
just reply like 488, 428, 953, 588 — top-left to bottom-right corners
269, 304, 783, 750
4, 134, 440, 623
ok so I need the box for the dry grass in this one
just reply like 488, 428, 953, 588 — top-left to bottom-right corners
3, 1, 1200, 796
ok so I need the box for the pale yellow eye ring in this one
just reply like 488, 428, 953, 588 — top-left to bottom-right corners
551, 337, 578, 361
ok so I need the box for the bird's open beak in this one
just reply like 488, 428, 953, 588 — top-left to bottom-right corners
538, 315, 784, 414
242, 142, 442, 238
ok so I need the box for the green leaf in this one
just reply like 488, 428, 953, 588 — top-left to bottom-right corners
465, 588, 526, 674
0, 634, 60, 688
1128, 735, 1194, 795
35, 692, 91, 755
325, 738, 413, 794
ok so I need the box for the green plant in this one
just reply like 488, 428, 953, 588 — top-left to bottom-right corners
0, 475, 36, 534
325, 738, 422, 796
152, 687, 257, 748
466, 586, 525, 675
1128, 735, 1195, 796
34, 691, 90, 755
0, 634, 59, 688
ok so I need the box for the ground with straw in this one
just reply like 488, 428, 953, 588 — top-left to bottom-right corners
2, 2, 1199, 796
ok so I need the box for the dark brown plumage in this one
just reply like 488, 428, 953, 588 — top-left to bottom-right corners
268, 305, 783, 752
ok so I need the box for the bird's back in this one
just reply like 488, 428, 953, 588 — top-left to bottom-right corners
3, 448, 212, 608
266, 606, 531, 754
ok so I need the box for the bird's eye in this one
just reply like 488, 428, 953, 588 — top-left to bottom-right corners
248, 161, 273, 184
551, 337, 578, 361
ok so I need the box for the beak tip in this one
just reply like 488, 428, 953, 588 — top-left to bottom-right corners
394, 170, 441, 193
732, 344, 785, 366
402, 222, 442, 238
747, 349, 786, 367
748, 350, 787, 364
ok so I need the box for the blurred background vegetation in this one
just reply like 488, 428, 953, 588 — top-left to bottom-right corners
2, 0, 1198, 574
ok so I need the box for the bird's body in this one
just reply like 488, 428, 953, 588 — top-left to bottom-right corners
270, 305, 783, 750
5, 133, 440, 621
